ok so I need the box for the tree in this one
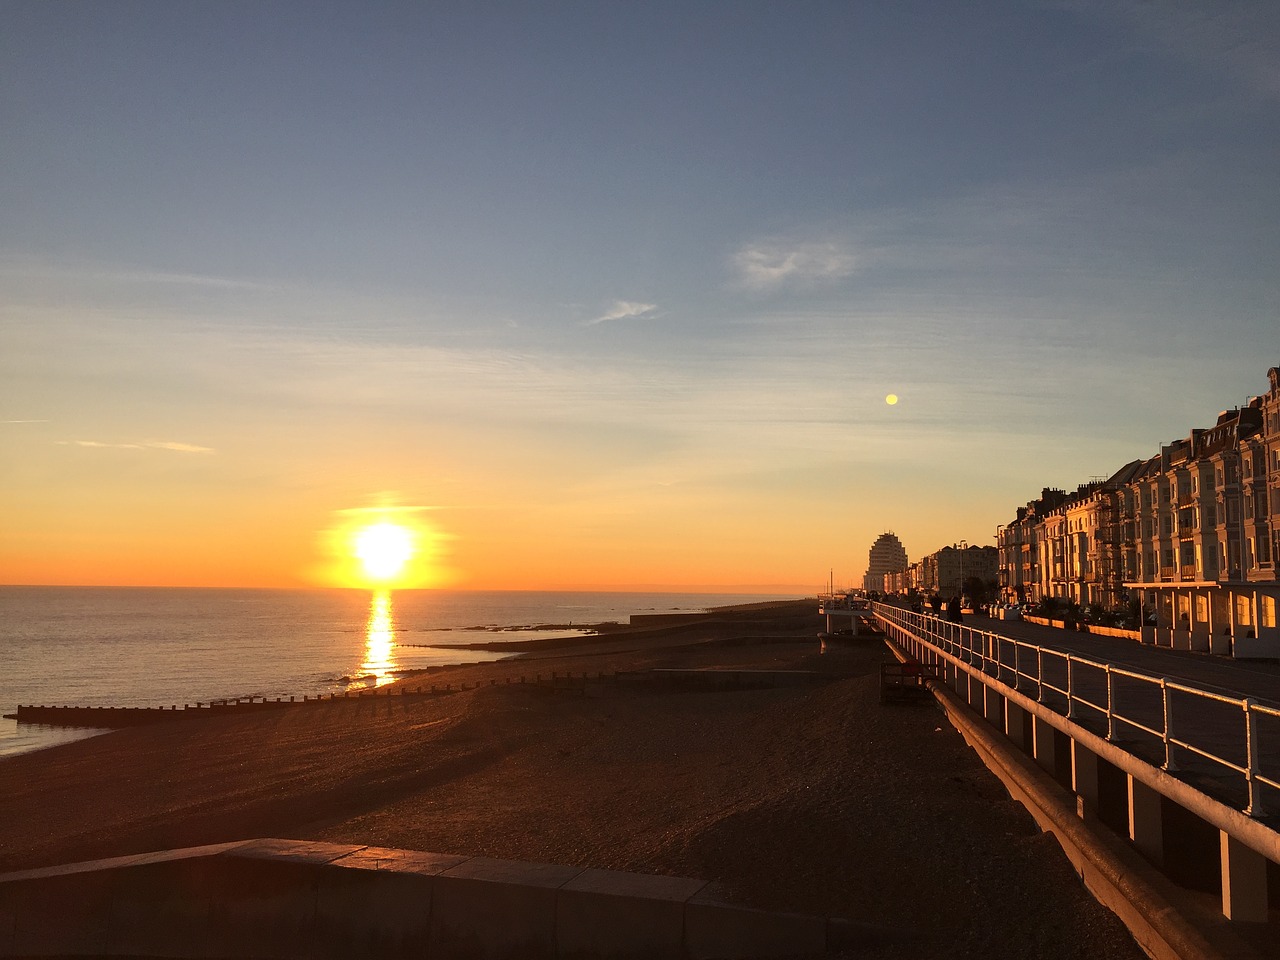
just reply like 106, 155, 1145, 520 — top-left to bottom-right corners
962, 576, 993, 605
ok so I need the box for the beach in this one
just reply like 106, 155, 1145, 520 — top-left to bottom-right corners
0, 601, 1142, 959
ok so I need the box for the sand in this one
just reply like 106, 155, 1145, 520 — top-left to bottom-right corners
0, 603, 1143, 959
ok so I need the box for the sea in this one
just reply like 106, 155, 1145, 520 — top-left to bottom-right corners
0, 586, 797, 759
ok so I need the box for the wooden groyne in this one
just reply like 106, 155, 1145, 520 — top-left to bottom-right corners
5, 667, 829, 730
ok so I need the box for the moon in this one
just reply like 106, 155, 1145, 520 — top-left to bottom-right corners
885, 394, 899, 405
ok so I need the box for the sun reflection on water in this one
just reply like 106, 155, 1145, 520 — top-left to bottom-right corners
362, 591, 398, 687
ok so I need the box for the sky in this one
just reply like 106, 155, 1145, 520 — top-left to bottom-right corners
2, 0, 1278, 592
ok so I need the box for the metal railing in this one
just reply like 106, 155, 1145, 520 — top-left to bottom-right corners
873, 603, 1279, 818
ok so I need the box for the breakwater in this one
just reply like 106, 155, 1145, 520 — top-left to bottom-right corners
6, 666, 827, 729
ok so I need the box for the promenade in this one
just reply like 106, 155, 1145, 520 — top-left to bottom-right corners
945, 612, 1280, 815
967, 614, 1280, 705
876, 602, 1280, 958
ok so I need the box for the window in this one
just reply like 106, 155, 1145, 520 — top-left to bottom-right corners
1236, 594, 1252, 626
1263, 596, 1277, 629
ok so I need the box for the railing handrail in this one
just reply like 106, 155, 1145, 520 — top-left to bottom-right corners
870, 602, 1276, 819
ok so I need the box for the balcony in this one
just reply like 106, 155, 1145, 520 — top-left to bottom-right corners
1160, 566, 1176, 581
1180, 564, 1198, 581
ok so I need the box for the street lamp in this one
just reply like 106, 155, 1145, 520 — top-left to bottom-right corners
959, 540, 967, 599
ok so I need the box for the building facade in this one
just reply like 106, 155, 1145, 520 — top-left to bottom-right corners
995, 367, 1280, 657
862, 532, 908, 594
879, 543, 998, 599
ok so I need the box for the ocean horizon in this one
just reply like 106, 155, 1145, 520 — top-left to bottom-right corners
0, 586, 801, 759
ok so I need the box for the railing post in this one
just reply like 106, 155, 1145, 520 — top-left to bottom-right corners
1161, 679, 1177, 772
1244, 699, 1271, 818
1065, 654, 1076, 719
1105, 664, 1115, 741
1036, 647, 1044, 703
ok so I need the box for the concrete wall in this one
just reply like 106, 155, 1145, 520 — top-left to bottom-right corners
0, 839, 855, 960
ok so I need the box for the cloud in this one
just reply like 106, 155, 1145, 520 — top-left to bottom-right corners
731, 241, 861, 291
83, 268, 264, 289
586, 301, 659, 326
0, 256, 267, 291
147, 441, 216, 453
56, 439, 214, 453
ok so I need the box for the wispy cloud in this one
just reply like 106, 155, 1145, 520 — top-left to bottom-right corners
585, 301, 659, 326
3, 419, 49, 423
0, 255, 268, 291
56, 439, 215, 453
93, 269, 264, 290
147, 441, 216, 453
731, 241, 861, 291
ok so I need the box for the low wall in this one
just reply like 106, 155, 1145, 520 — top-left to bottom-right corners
1022, 616, 1141, 642
0, 839, 872, 960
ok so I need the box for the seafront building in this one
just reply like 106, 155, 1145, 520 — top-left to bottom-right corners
862, 532, 908, 593
996, 366, 1280, 657
883, 544, 998, 599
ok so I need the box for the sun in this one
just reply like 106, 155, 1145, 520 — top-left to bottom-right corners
354, 522, 415, 583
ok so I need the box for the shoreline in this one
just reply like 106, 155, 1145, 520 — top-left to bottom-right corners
411, 598, 820, 653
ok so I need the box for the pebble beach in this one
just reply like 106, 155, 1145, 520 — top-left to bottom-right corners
0, 601, 1143, 959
